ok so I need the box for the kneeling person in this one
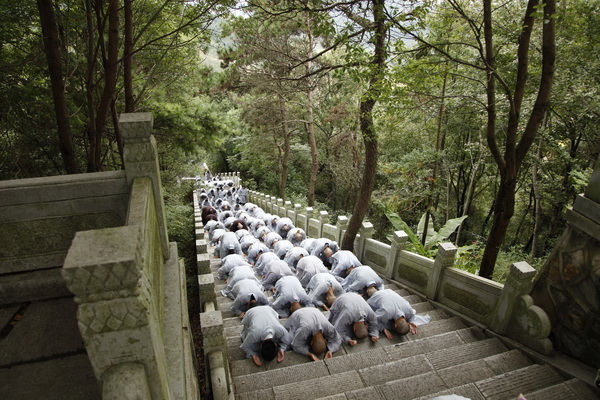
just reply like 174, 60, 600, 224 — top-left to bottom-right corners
328, 292, 379, 346
284, 307, 342, 361
241, 306, 291, 366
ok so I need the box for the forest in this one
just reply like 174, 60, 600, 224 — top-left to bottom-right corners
1, 0, 598, 282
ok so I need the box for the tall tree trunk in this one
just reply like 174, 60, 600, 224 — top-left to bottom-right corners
89, 0, 120, 172
278, 105, 291, 200
479, 0, 556, 279
124, 0, 134, 112
84, 0, 96, 169
111, 99, 125, 168
37, 0, 79, 174
341, 0, 386, 251
305, 13, 318, 206
530, 135, 543, 256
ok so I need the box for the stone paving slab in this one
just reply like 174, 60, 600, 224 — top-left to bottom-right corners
340, 336, 388, 354
378, 371, 448, 400
422, 308, 449, 321
358, 354, 432, 386
413, 301, 434, 313
425, 337, 507, 370
225, 324, 243, 338
564, 379, 600, 399
406, 317, 466, 341
436, 359, 496, 387
523, 381, 583, 400
236, 387, 275, 400
231, 351, 312, 377
475, 364, 564, 400
412, 383, 485, 400
456, 326, 488, 343
0, 297, 83, 367
385, 330, 465, 361
273, 370, 364, 400
0, 353, 101, 400
227, 336, 246, 361
345, 386, 386, 400
314, 394, 348, 400
325, 347, 390, 375
483, 349, 532, 375
234, 360, 329, 394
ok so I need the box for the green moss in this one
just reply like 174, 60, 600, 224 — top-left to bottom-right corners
443, 285, 490, 317
396, 265, 428, 289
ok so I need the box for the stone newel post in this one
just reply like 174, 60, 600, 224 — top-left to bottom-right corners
426, 242, 457, 300
120, 113, 169, 259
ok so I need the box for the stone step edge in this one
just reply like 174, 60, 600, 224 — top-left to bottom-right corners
231, 326, 486, 382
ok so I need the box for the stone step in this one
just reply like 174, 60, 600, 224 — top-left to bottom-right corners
523, 378, 600, 400
357, 338, 508, 387
475, 364, 566, 400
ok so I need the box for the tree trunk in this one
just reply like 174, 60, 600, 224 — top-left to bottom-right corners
479, 0, 555, 279
278, 105, 291, 200
124, 0, 134, 112
530, 135, 543, 256
37, 0, 79, 174
90, 0, 119, 172
305, 13, 318, 206
341, 0, 386, 251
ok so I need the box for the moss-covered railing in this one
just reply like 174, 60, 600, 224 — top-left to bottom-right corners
61, 113, 199, 399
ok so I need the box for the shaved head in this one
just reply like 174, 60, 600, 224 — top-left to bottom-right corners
325, 287, 337, 307
289, 301, 302, 314
395, 317, 410, 335
323, 247, 334, 258
366, 286, 378, 298
353, 321, 368, 339
311, 331, 327, 355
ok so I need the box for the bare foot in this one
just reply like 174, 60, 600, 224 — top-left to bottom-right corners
252, 355, 262, 366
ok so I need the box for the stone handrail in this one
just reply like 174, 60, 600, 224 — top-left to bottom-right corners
62, 113, 198, 399
248, 190, 554, 355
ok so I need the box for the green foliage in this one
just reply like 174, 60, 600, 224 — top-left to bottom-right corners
385, 211, 467, 257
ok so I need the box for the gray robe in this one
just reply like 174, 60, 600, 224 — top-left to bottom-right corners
306, 273, 344, 307
342, 265, 385, 294
366, 289, 430, 331
217, 254, 250, 281
271, 276, 313, 318
262, 260, 294, 291
295, 255, 329, 288
240, 306, 290, 358
218, 231, 242, 259
221, 266, 260, 299
254, 252, 280, 276
330, 250, 362, 280
230, 280, 270, 317
284, 307, 342, 356
327, 292, 379, 343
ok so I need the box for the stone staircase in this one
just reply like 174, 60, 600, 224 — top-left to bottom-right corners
205, 244, 599, 400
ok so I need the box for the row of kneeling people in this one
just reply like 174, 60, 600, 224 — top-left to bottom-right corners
206, 195, 430, 366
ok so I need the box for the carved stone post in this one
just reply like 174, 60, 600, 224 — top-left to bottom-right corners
306, 207, 314, 220
388, 231, 409, 280
357, 222, 374, 264
63, 225, 172, 400
336, 216, 349, 244
276, 198, 284, 216
490, 262, 537, 334
201, 311, 231, 398
425, 242, 457, 300
284, 200, 292, 219
270, 196, 277, 214
319, 211, 329, 237
293, 204, 301, 226
120, 113, 169, 259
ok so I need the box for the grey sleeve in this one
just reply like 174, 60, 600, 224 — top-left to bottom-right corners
290, 326, 311, 355
240, 331, 261, 358
367, 311, 380, 338
323, 323, 342, 353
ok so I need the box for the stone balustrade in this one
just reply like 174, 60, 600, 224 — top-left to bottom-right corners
246, 189, 554, 356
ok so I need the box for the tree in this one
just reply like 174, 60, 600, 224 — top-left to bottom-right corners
478, 0, 556, 278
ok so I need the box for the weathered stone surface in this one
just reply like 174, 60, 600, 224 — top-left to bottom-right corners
475, 364, 564, 400
0, 268, 72, 305
406, 317, 466, 341
385, 330, 465, 361
201, 310, 225, 350
425, 338, 507, 370
345, 386, 386, 400
412, 383, 485, 400
0, 354, 101, 400
231, 351, 310, 377
273, 370, 364, 400
325, 348, 390, 374
436, 359, 495, 387
483, 349, 532, 375
234, 361, 329, 394
379, 371, 448, 400
359, 354, 432, 386
0, 298, 83, 367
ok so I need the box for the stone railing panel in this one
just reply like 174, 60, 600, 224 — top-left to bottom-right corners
322, 223, 338, 242
394, 251, 433, 293
437, 268, 503, 324
362, 238, 390, 276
